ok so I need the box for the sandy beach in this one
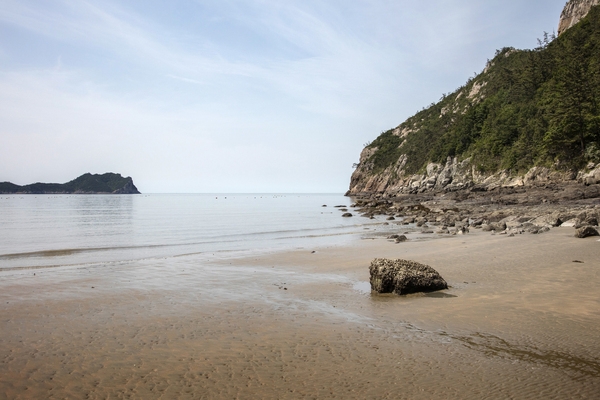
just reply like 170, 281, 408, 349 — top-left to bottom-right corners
1, 227, 600, 399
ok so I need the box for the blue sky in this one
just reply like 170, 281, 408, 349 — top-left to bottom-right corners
0, 0, 568, 193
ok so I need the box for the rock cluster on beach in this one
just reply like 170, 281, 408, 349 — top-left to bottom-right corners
345, 183, 600, 239
369, 259, 448, 295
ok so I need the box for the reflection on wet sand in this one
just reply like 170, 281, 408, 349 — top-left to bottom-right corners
1, 229, 599, 399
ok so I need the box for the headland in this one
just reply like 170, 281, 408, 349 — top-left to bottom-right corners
0, 173, 140, 194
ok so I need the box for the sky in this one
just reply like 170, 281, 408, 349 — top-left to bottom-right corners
0, 0, 569, 193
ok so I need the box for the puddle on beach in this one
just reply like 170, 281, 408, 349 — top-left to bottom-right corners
352, 281, 458, 299
423, 291, 458, 298
352, 281, 371, 294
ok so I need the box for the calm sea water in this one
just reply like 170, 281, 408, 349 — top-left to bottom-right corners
0, 194, 389, 271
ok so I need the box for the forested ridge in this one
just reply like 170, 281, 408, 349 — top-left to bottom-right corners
362, 5, 600, 177
0, 173, 140, 194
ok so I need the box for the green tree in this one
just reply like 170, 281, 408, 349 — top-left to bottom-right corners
543, 22, 600, 165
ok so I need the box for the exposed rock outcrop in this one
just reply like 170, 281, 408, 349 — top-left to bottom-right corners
112, 179, 140, 194
559, 0, 600, 35
349, 191, 600, 242
579, 163, 600, 185
369, 259, 448, 295
348, 156, 593, 197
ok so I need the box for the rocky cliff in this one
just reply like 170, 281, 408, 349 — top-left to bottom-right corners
0, 173, 141, 194
348, 2, 600, 197
349, 153, 600, 196
558, 0, 600, 35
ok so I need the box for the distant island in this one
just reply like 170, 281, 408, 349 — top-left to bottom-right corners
0, 173, 141, 194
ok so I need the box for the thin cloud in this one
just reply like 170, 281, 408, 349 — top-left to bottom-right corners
0, 0, 568, 192
0, 0, 260, 78
167, 74, 204, 85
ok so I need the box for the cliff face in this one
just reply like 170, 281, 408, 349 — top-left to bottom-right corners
349, 153, 600, 196
348, 2, 600, 197
558, 0, 600, 35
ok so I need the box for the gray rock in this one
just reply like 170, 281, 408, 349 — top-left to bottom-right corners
494, 222, 507, 231
395, 235, 408, 243
574, 220, 591, 229
369, 259, 448, 295
532, 213, 563, 227
585, 176, 599, 185
575, 226, 599, 238
342, 213, 353, 218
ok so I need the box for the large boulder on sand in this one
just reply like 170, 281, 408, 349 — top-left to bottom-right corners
369, 259, 448, 295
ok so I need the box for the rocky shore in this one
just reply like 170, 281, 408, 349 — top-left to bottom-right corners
346, 180, 600, 239
344, 0, 600, 243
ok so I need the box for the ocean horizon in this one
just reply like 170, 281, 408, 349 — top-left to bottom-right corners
0, 193, 396, 271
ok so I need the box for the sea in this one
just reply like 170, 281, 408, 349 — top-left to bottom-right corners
0, 193, 394, 271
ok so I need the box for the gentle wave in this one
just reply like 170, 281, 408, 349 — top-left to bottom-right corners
0, 194, 390, 269
0, 223, 392, 261
0, 248, 250, 272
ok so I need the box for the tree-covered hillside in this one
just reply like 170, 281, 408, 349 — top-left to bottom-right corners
362, 5, 600, 177
0, 173, 140, 194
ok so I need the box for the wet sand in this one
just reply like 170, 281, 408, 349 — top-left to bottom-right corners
1, 228, 600, 399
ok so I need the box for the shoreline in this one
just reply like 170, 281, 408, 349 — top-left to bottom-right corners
1, 227, 600, 398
